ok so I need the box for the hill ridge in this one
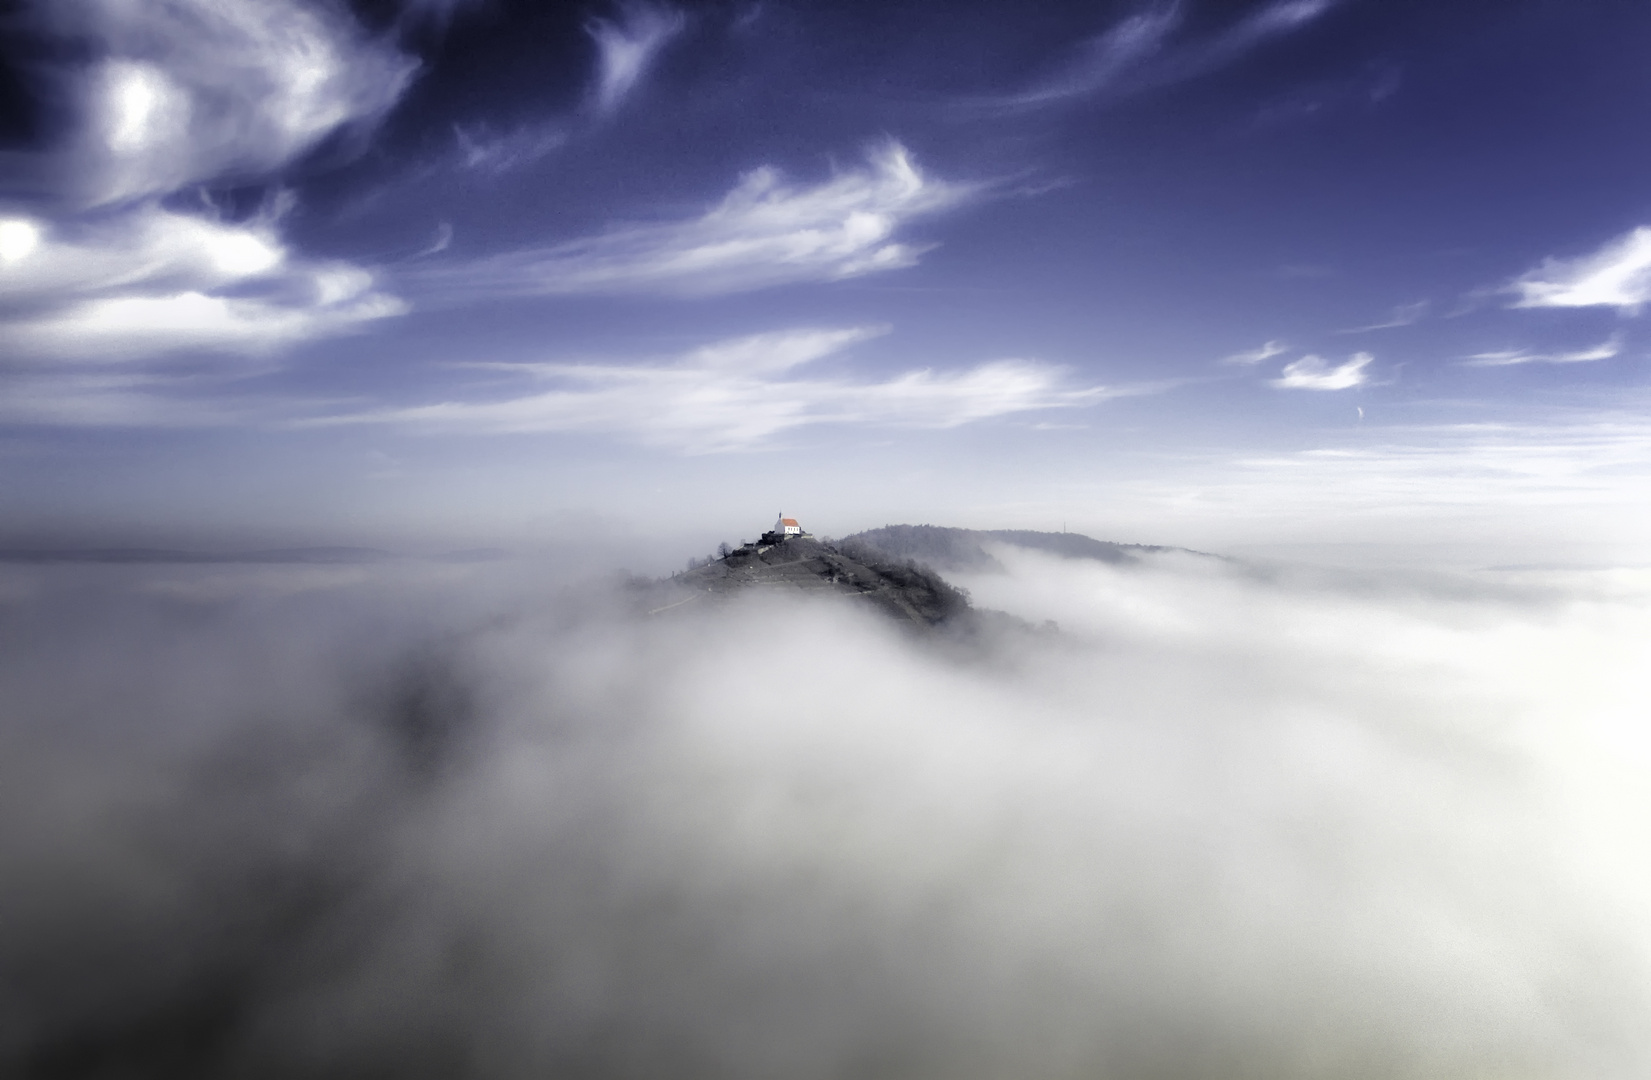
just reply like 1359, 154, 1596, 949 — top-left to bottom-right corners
834, 524, 1175, 573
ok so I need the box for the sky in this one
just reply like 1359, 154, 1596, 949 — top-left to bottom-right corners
3, 0, 1651, 563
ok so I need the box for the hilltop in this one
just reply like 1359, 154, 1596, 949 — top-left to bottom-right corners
649, 534, 970, 628
637, 521, 1181, 636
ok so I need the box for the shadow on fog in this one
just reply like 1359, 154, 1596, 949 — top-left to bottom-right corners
1, 549, 1649, 1079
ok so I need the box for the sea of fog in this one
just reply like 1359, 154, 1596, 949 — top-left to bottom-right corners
1, 548, 1648, 1079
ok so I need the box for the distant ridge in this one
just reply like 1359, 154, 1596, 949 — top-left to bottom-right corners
836, 525, 1174, 573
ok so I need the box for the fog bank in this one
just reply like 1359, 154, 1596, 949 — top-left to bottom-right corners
1, 552, 1648, 1079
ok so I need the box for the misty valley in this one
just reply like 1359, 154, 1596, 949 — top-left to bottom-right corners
3, 532, 1648, 1079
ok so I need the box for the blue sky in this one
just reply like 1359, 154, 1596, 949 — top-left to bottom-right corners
2, 0, 1649, 561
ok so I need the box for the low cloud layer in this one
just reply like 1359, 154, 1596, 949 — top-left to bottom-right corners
2, 546, 1648, 1078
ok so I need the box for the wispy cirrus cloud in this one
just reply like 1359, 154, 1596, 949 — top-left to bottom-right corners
434, 3, 678, 181
995, 3, 1183, 109
1220, 340, 1288, 366
452, 122, 569, 175
1463, 335, 1622, 368
1160, 0, 1339, 83
587, 3, 687, 116
981, 0, 1340, 111
412, 143, 974, 298
1272, 351, 1373, 390
1508, 226, 1651, 312
1341, 300, 1428, 333
311, 327, 1115, 452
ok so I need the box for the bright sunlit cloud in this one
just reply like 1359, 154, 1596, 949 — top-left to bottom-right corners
414, 143, 974, 297
1271, 351, 1373, 389
314, 326, 1112, 451
10, 286, 405, 362
0, 205, 401, 361
0, 204, 287, 303
1509, 225, 1651, 311
0, 0, 419, 369
55, 0, 416, 206
0, 218, 41, 262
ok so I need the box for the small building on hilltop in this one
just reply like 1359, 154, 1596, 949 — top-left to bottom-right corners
757, 513, 807, 546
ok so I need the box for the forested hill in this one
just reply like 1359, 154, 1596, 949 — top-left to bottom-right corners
650, 535, 971, 628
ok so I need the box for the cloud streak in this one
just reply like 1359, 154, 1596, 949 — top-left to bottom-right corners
1340, 299, 1428, 333
995, 3, 1184, 109
981, 0, 1340, 111
1464, 335, 1622, 367
314, 327, 1113, 451
412, 143, 975, 297
1220, 339, 1287, 365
